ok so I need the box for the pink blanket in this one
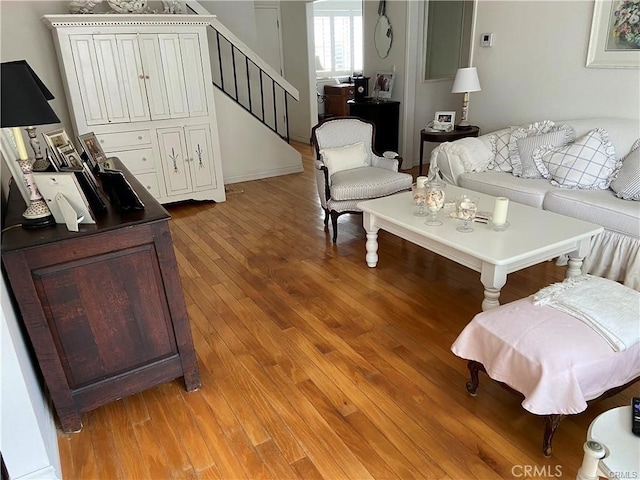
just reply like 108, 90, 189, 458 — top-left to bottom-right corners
451, 298, 640, 415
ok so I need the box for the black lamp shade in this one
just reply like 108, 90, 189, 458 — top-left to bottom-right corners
1, 60, 60, 128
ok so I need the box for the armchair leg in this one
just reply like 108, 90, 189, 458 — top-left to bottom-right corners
323, 208, 329, 226
330, 211, 339, 243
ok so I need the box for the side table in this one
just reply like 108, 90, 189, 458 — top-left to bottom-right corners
419, 126, 480, 176
577, 406, 639, 480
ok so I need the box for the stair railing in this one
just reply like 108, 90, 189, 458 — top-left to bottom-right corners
185, 2, 299, 143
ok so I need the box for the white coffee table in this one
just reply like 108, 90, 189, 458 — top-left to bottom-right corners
358, 186, 603, 311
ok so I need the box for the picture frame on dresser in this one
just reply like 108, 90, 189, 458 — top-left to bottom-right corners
43, 128, 79, 168
78, 132, 107, 170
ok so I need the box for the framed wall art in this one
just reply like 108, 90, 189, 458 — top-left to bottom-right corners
586, 0, 640, 68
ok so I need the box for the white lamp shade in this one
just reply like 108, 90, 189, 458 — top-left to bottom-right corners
452, 67, 481, 93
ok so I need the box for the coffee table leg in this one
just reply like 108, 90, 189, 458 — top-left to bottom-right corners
480, 263, 507, 311
365, 232, 379, 267
566, 239, 589, 278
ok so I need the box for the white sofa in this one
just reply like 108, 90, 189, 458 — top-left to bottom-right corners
430, 118, 640, 289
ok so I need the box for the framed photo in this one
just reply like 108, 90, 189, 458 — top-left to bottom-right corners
78, 132, 107, 169
434, 111, 456, 131
43, 128, 80, 167
373, 71, 395, 99
586, 0, 640, 68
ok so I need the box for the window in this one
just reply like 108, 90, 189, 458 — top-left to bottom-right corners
314, 0, 362, 78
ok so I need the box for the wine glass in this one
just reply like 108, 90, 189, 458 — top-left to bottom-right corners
424, 180, 446, 226
412, 183, 428, 216
456, 195, 478, 232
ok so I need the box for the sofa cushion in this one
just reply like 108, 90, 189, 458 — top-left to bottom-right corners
509, 124, 575, 178
533, 129, 619, 190
610, 139, 640, 201
543, 188, 640, 237
459, 172, 553, 208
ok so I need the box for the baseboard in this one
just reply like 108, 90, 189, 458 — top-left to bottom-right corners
14, 465, 59, 480
223, 165, 304, 185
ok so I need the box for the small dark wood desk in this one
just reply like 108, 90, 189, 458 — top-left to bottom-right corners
2, 160, 200, 433
419, 126, 480, 176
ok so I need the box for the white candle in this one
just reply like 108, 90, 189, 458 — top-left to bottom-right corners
492, 197, 509, 225
12, 127, 29, 160
416, 176, 428, 188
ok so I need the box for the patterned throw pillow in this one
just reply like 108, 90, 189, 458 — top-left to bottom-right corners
532, 129, 619, 190
610, 139, 640, 201
509, 124, 575, 178
486, 127, 517, 172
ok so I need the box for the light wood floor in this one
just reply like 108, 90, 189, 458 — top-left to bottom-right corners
58, 141, 637, 479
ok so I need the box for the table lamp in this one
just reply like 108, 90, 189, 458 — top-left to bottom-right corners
1, 60, 60, 227
451, 67, 481, 130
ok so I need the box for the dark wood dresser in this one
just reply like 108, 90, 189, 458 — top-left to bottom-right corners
348, 99, 400, 154
324, 83, 355, 117
1, 161, 201, 433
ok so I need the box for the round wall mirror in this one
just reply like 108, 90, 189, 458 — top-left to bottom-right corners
375, 14, 392, 58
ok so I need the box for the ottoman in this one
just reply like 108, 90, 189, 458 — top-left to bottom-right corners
451, 295, 640, 456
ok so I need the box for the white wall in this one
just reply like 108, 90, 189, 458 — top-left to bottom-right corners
1, 276, 61, 480
471, 0, 640, 132
215, 90, 303, 183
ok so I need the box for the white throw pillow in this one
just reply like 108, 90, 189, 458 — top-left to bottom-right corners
610, 139, 640, 201
486, 127, 517, 172
320, 142, 368, 177
442, 137, 493, 173
533, 129, 619, 190
509, 124, 575, 178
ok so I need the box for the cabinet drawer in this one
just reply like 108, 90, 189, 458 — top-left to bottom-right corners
97, 130, 151, 150
107, 148, 154, 174
136, 172, 161, 199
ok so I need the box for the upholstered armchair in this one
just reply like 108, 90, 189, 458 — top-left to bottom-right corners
311, 117, 413, 242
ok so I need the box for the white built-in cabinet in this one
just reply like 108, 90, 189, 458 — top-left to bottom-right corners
43, 14, 225, 204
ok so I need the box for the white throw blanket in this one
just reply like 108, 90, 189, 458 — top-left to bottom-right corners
533, 275, 640, 352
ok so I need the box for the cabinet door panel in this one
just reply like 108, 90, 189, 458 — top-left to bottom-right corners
33, 244, 178, 390
116, 35, 151, 122
185, 125, 216, 191
157, 34, 189, 119
157, 127, 191, 196
138, 34, 170, 120
93, 35, 130, 124
70, 35, 109, 125
179, 34, 208, 117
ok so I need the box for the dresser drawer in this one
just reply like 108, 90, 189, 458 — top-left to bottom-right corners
97, 130, 151, 150
107, 148, 154, 174
135, 172, 162, 199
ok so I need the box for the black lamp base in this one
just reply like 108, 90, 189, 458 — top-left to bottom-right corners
22, 214, 56, 228
455, 124, 473, 131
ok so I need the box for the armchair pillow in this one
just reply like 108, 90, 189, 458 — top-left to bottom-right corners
509, 123, 575, 178
532, 129, 619, 190
320, 142, 368, 177
610, 139, 640, 201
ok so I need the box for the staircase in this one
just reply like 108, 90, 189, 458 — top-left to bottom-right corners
185, 1, 299, 143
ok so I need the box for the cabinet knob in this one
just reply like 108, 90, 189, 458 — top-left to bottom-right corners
141, 157, 147, 161
145, 75, 150, 80
138, 75, 144, 80
138, 136, 143, 140
100, 139, 104, 143
146, 185, 151, 190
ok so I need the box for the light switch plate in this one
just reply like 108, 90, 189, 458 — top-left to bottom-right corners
480, 33, 494, 47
